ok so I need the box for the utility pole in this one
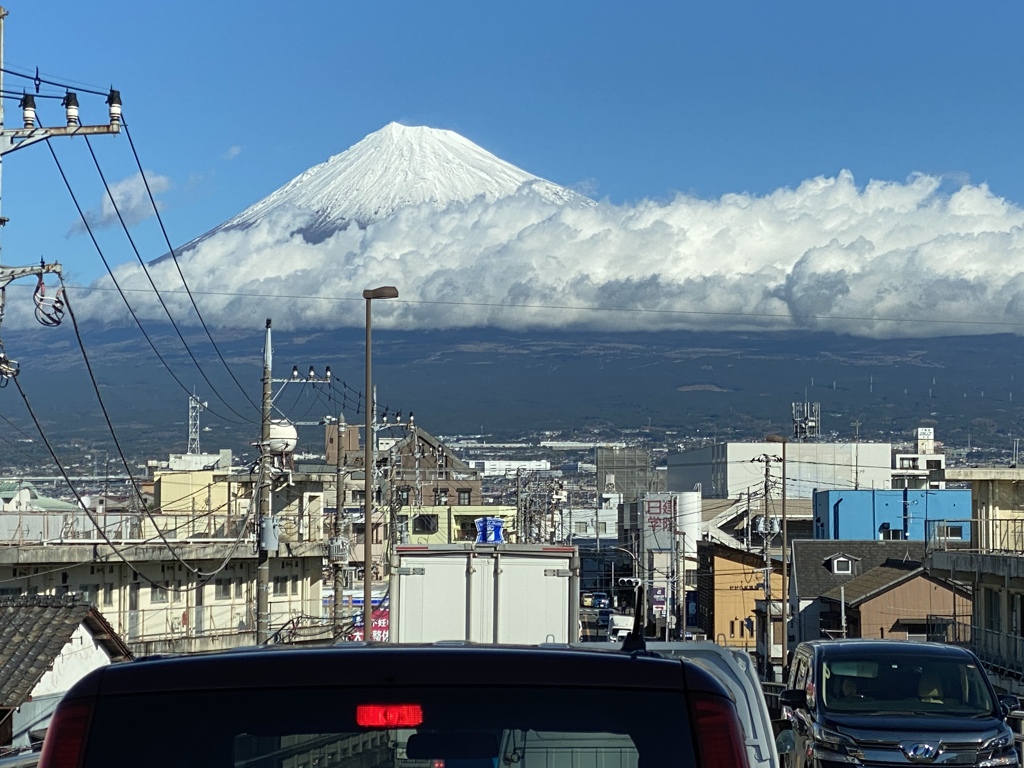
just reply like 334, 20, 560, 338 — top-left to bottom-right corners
332, 416, 348, 636
257, 320, 273, 644
0, 7, 122, 380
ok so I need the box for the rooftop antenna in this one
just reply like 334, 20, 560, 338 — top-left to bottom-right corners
187, 389, 208, 455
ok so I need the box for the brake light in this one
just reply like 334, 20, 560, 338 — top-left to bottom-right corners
38, 697, 93, 768
356, 704, 424, 728
688, 692, 749, 768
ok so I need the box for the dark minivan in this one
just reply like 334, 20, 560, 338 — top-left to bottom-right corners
38, 643, 750, 768
778, 639, 1019, 768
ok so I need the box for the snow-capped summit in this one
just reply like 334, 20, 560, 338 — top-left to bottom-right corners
182, 123, 588, 250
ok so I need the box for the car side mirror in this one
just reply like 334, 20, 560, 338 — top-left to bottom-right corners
775, 729, 796, 756
779, 689, 807, 710
999, 695, 1020, 717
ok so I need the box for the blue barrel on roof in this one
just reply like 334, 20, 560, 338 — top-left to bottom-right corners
474, 517, 505, 543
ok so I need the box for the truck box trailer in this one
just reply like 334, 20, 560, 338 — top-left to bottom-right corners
389, 543, 580, 644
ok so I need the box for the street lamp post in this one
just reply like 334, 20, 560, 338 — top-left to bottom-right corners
363, 286, 399, 637
766, 433, 788, 670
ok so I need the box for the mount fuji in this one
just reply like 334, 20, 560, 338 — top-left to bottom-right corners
172, 122, 591, 252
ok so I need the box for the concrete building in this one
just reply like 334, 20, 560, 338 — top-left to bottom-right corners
465, 460, 551, 477
667, 442, 894, 499
924, 466, 1024, 695
891, 427, 946, 490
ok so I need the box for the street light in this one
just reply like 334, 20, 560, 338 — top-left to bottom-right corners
363, 285, 399, 636
766, 433, 788, 669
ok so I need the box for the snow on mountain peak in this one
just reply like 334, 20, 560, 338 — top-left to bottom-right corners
213, 122, 588, 240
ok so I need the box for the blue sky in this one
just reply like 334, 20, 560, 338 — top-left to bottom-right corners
2, 1, 1024, 334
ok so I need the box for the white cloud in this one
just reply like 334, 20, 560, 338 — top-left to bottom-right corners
68, 172, 171, 235
224, 146, 242, 161
73, 169, 1024, 338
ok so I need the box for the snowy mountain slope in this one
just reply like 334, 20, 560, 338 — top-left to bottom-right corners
174, 123, 590, 252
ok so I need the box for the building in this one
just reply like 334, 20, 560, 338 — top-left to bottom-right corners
696, 540, 782, 652
0, 462, 327, 655
465, 460, 551, 477
891, 427, 946, 490
0, 595, 132, 750
811, 489, 972, 540
667, 442, 894, 499
817, 559, 969, 641
924, 466, 1024, 695
789, 540, 933, 646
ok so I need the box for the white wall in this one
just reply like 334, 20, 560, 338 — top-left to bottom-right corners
32, 623, 113, 697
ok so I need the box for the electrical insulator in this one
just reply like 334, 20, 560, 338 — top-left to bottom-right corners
19, 94, 35, 128
62, 92, 79, 127
106, 89, 122, 126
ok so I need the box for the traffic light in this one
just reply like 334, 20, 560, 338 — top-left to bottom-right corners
618, 577, 642, 587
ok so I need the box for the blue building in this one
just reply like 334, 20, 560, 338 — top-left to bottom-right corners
812, 489, 971, 541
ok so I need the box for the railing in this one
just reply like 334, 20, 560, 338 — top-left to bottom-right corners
949, 621, 1024, 682
0, 510, 252, 545
926, 517, 1024, 554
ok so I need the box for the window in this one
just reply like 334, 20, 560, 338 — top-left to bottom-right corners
927, 459, 941, 470
273, 576, 288, 596
413, 514, 439, 534
79, 583, 101, 605
234, 579, 243, 599
938, 524, 964, 540
151, 583, 168, 604
434, 488, 449, 506
457, 489, 471, 506
291, 575, 299, 595
574, 522, 588, 533
832, 558, 852, 574
729, 620, 735, 638
882, 529, 905, 541
597, 521, 608, 534
215, 579, 232, 600
103, 583, 114, 607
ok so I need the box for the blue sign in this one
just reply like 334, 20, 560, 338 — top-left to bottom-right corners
475, 517, 505, 543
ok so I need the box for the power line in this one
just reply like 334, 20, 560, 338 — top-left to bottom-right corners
121, 119, 263, 415
20, 283, 1024, 331
42, 134, 252, 426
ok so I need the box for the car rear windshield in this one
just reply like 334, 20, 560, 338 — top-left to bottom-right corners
81, 685, 696, 768
821, 656, 995, 715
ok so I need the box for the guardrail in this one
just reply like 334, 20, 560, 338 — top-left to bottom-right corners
949, 621, 1024, 682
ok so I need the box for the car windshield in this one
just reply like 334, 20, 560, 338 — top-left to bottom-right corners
820, 656, 995, 715
81, 685, 695, 768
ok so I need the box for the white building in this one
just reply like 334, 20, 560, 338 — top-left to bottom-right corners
891, 427, 946, 490
667, 442, 894, 499
465, 459, 552, 477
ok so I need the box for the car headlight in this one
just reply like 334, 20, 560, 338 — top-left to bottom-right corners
982, 727, 1014, 752
811, 724, 863, 765
979, 726, 1018, 768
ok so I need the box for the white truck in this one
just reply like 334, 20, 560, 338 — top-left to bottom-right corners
389, 543, 580, 644
607, 613, 635, 642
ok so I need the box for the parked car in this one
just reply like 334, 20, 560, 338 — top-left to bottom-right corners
581, 591, 594, 607
778, 639, 1020, 768
592, 591, 611, 609
38, 644, 751, 768
646, 641, 780, 768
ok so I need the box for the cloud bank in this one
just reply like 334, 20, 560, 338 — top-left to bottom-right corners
74, 170, 1024, 338
68, 172, 171, 235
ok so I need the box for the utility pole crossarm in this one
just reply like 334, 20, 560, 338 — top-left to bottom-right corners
0, 261, 60, 289
0, 123, 122, 157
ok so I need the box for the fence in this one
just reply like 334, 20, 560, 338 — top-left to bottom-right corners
0, 510, 252, 544
926, 517, 1024, 554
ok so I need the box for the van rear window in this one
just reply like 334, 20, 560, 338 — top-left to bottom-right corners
81, 685, 695, 768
